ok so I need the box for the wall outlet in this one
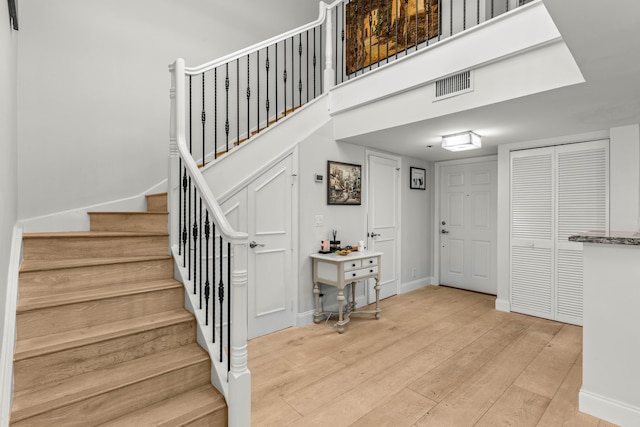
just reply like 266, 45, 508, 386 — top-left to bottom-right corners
314, 174, 323, 183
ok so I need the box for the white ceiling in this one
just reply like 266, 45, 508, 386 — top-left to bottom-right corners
338, 0, 640, 162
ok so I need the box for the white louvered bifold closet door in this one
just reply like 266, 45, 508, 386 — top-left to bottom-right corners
510, 140, 608, 325
510, 147, 555, 319
555, 142, 608, 324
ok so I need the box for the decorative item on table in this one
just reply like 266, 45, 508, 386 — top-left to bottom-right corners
319, 239, 331, 254
330, 229, 340, 252
335, 248, 351, 256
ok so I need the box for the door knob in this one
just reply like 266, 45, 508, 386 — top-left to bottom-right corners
249, 241, 265, 248
441, 229, 449, 234
368, 232, 380, 238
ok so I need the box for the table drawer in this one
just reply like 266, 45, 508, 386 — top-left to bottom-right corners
344, 266, 378, 281
345, 260, 362, 270
362, 257, 378, 267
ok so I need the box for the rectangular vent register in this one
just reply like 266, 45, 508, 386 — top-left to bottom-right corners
435, 70, 473, 100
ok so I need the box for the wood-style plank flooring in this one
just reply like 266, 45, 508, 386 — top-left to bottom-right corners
249, 285, 617, 427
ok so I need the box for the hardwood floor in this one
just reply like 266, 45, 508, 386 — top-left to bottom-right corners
249, 285, 617, 427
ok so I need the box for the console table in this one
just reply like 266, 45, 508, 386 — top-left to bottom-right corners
310, 251, 383, 333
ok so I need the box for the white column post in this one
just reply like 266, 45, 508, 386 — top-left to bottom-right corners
324, 5, 335, 91
228, 241, 251, 427
168, 59, 186, 252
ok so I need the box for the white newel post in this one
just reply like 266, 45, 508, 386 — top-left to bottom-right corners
324, 5, 335, 91
228, 241, 251, 427
168, 59, 185, 252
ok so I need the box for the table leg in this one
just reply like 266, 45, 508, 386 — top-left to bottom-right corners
350, 282, 357, 311
374, 277, 381, 319
313, 281, 321, 324
337, 288, 345, 333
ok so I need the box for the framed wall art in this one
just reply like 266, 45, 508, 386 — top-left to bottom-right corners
410, 167, 426, 190
327, 161, 362, 205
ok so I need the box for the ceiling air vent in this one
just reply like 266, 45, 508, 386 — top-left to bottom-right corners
434, 70, 473, 100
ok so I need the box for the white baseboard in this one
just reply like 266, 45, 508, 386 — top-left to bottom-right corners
400, 277, 433, 294
495, 298, 510, 312
580, 389, 640, 426
296, 310, 315, 327
1, 224, 23, 427
21, 180, 168, 232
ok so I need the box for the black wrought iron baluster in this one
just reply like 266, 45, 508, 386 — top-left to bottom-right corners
377, 0, 381, 64
192, 189, 198, 293
275, 43, 279, 123
416, 0, 419, 50
291, 35, 294, 112
189, 75, 193, 154
450, 0, 453, 36
266, 47, 270, 127
369, 0, 372, 70
306, 31, 309, 101
405, 0, 409, 55
236, 58, 239, 147
477, 0, 480, 25
212, 223, 217, 342
464, 0, 469, 30
426, 0, 430, 46
313, 28, 317, 97
395, 0, 399, 60
204, 210, 210, 324
341, 3, 345, 82
218, 236, 224, 362
198, 197, 202, 308
298, 35, 302, 110
334, 9, 338, 84
182, 168, 188, 267
187, 175, 192, 280
491, 0, 494, 18
225, 64, 230, 153
178, 159, 182, 257
386, 2, 390, 63
246, 55, 250, 144
320, 23, 324, 93
283, 38, 287, 118
227, 242, 231, 374
214, 68, 218, 159
201, 73, 206, 166
355, 1, 359, 75
506, 0, 509, 12
256, 51, 260, 135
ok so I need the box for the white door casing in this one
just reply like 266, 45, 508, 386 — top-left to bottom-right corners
439, 159, 498, 295
367, 151, 401, 302
221, 155, 295, 339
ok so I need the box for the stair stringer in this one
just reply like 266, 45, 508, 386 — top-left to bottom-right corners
201, 93, 331, 200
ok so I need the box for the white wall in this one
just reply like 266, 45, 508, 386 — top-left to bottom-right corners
0, 0, 19, 357
17, 0, 320, 221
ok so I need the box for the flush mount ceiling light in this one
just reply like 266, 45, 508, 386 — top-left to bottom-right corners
441, 131, 481, 152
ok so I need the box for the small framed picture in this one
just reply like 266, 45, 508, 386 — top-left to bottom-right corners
410, 167, 426, 190
327, 161, 361, 205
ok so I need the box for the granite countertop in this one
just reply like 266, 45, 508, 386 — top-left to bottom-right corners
568, 230, 640, 245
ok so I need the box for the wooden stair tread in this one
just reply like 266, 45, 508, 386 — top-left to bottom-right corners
20, 255, 172, 273
14, 309, 193, 361
17, 279, 182, 312
89, 211, 169, 215
23, 231, 168, 238
99, 385, 226, 426
11, 344, 209, 422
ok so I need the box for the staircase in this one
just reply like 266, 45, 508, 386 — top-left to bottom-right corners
10, 193, 227, 426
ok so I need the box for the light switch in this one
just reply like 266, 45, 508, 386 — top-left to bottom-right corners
314, 215, 323, 227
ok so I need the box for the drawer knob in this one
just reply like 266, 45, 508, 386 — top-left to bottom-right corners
352, 273, 357, 277
370, 269, 374, 273
352, 263, 356, 267
369, 260, 373, 264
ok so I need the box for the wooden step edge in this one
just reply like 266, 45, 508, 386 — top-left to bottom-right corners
145, 192, 168, 198
19, 255, 173, 273
17, 279, 183, 313
13, 309, 193, 361
99, 385, 226, 427
88, 211, 169, 216
23, 231, 169, 238
11, 345, 209, 423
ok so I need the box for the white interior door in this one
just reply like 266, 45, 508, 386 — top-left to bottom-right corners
221, 155, 295, 339
439, 159, 497, 294
367, 152, 401, 302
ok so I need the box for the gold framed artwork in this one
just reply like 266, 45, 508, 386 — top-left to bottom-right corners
345, 0, 440, 74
